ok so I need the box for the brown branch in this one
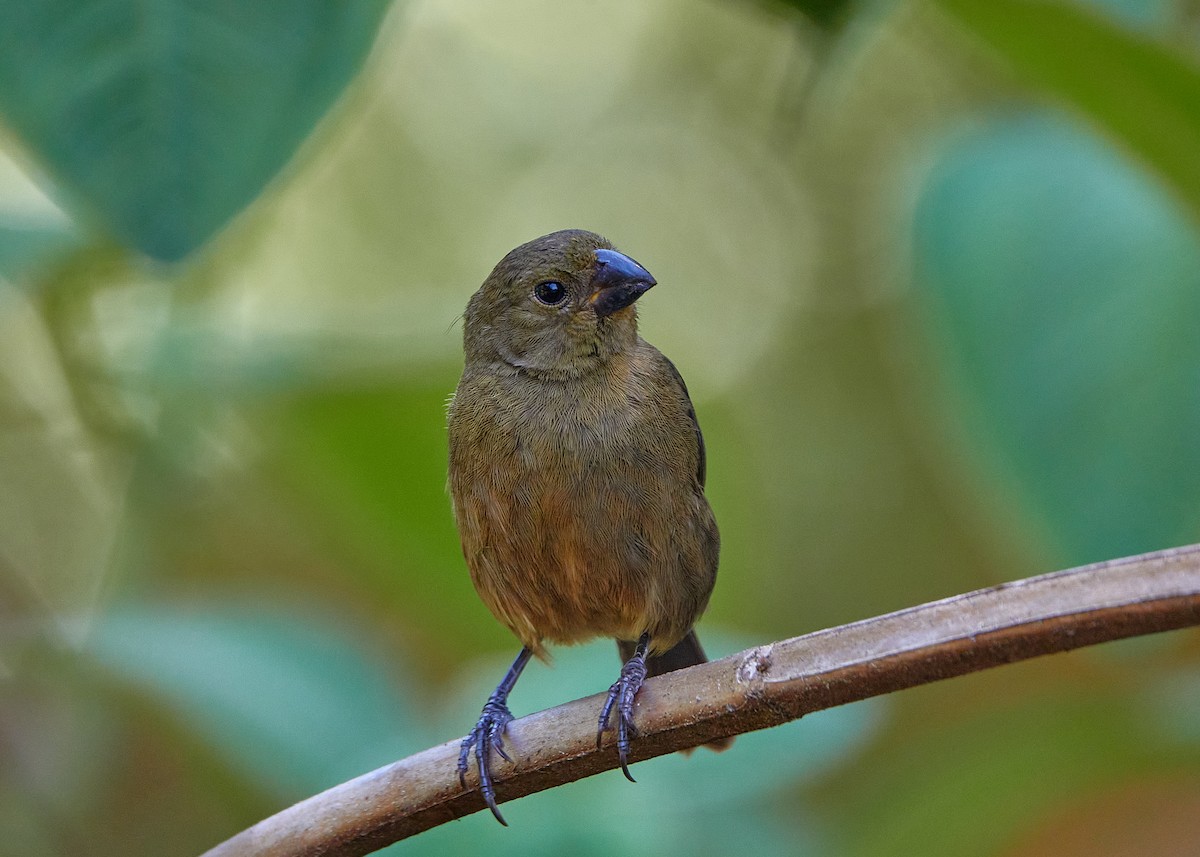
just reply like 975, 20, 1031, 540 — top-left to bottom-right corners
201, 544, 1200, 857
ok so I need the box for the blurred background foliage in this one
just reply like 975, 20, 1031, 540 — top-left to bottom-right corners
1, 0, 1199, 854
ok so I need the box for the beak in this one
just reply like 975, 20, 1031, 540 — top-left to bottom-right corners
589, 248, 657, 318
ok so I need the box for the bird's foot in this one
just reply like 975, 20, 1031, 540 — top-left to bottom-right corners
597, 648, 649, 782
458, 695, 516, 825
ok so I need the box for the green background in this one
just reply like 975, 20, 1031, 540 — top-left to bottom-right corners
1, 0, 1199, 854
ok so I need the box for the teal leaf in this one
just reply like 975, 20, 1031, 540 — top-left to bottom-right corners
86, 603, 423, 799
0, 0, 392, 261
914, 113, 1200, 563
0, 221, 81, 282
933, 0, 1200, 223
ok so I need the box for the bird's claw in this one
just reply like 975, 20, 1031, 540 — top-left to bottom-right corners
458, 696, 515, 825
597, 652, 648, 782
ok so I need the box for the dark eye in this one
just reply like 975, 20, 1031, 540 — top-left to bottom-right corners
533, 280, 567, 306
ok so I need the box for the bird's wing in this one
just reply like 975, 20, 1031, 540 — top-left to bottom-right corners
659, 353, 707, 488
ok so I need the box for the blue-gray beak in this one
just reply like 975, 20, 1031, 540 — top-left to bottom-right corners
590, 248, 656, 318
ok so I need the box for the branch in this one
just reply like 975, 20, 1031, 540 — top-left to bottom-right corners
202, 544, 1200, 857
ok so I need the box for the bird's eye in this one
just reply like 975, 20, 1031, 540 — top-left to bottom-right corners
533, 280, 567, 306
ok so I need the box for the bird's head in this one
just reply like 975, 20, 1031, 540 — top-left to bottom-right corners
462, 230, 656, 378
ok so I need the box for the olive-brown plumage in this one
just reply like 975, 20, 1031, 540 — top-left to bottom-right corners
448, 229, 721, 823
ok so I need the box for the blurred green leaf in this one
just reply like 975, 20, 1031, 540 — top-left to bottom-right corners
762, 0, 855, 29
86, 604, 424, 799
266, 383, 508, 660
934, 0, 1200, 223
914, 114, 1200, 563
0, 288, 127, 619
0, 222, 81, 282
0, 0, 392, 261
1080, 0, 1179, 29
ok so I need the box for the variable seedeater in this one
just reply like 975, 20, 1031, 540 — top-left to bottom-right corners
447, 229, 724, 824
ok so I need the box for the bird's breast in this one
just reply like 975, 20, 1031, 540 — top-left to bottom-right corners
448, 360, 713, 654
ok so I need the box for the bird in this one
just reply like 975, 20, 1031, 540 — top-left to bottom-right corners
447, 229, 723, 824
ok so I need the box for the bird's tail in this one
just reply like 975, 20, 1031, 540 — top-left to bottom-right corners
618, 629, 733, 752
